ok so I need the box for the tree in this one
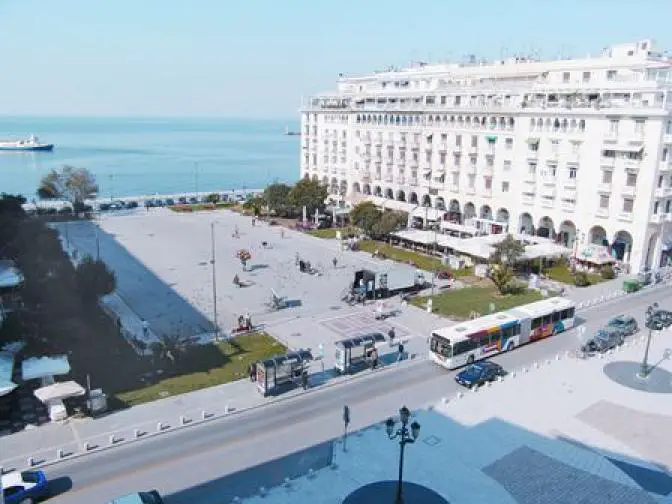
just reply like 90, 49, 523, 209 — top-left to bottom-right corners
349, 201, 381, 236
287, 178, 328, 216
371, 210, 408, 239
74, 256, 116, 304
490, 234, 525, 268
242, 196, 264, 216
205, 193, 220, 203
489, 263, 513, 294
263, 182, 291, 212
37, 165, 98, 211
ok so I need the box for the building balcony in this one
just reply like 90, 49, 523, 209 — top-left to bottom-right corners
526, 150, 539, 160
597, 183, 612, 193
361, 174, 371, 183
541, 187, 556, 198
547, 152, 559, 163
409, 178, 418, 186
650, 214, 664, 224
566, 153, 580, 165
541, 177, 556, 186
385, 175, 394, 183
621, 185, 637, 197
409, 160, 419, 168
617, 212, 634, 223
596, 208, 609, 218
561, 201, 576, 212
600, 156, 616, 168
603, 131, 619, 142
659, 162, 672, 173
655, 187, 672, 198
410, 142, 420, 149
397, 176, 405, 185
465, 165, 477, 174
541, 199, 554, 208
562, 189, 577, 200
454, 145, 462, 153
438, 143, 448, 152
563, 179, 577, 189
524, 172, 536, 183
622, 159, 641, 172
522, 195, 535, 205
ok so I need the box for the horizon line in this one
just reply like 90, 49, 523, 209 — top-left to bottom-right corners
0, 114, 300, 122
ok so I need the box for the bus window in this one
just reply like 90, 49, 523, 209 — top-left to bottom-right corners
430, 335, 452, 357
531, 317, 542, 329
478, 332, 490, 347
543, 314, 552, 325
454, 338, 477, 355
560, 309, 568, 319
568, 307, 575, 319
552, 311, 561, 322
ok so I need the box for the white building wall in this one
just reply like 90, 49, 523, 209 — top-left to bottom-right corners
300, 40, 672, 272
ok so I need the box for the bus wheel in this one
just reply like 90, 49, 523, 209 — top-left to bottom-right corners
506, 342, 515, 352
467, 355, 475, 365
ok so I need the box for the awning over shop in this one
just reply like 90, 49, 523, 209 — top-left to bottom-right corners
577, 244, 615, 265
613, 145, 644, 154
22, 355, 71, 381
411, 207, 444, 221
486, 136, 497, 142
34, 380, 86, 403
526, 137, 540, 145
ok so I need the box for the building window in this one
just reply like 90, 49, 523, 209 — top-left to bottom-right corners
505, 138, 513, 149
607, 70, 617, 81
452, 173, 459, 186
486, 157, 494, 167
528, 162, 537, 174
609, 119, 619, 135
626, 173, 637, 186
569, 167, 577, 179
635, 119, 645, 135
622, 198, 634, 213
582, 71, 591, 82
666, 200, 671, 213
440, 96, 447, 105
440, 152, 446, 164
562, 72, 570, 83
654, 201, 660, 214
658, 175, 664, 188
502, 181, 510, 192
425, 151, 431, 163
470, 156, 477, 167
663, 148, 668, 162
468, 175, 475, 188
550, 140, 559, 153
503, 160, 512, 171
602, 171, 612, 184
471, 135, 478, 148
455, 135, 462, 147
600, 195, 610, 208
484, 177, 492, 189
441, 133, 447, 142
667, 120, 672, 135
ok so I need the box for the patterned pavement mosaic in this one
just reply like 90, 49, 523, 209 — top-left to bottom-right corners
319, 312, 410, 340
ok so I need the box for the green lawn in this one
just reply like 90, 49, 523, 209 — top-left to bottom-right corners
168, 201, 237, 212
543, 264, 603, 286
357, 240, 471, 277
308, 226, 360, 239
115, 332, 285, 407
411, 285, 544, 320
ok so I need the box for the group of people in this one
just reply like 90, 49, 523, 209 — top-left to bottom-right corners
235, 313, 253, 332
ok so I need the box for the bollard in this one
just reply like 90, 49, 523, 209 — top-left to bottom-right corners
27, 457, 34, 467
442, 397, 449, 404
109, 435, 116, 445
84, 442, 92, 451
157, 422, 163, 432
201, 410, 208, 420
224, 403, 230, 414
546, 359, 551, 365
57, 449, 64, 459
511, 371, 516, 378
284, 477, 291, 488
534, 362, 539, 369
180, 415, 188, 425
134, 429, 140, 439
556, 354, 561, 360
472, 385, 479, 392
259, 486, 267, 496
523, 367, 528, 373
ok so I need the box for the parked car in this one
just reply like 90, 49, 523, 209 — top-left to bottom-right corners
654, 309, 672, 328
144, 200, 155, 208
125, 200, 139, 209
580, 327, 624, 355
178, 196, 187, 204
2, 470, 50, 504
455, 361, 506, 388
108, 490, 164, 504
188, 197, 198, 204
607, 315, 639, 335
165, 198, 175, 206
99, 203, 111, 211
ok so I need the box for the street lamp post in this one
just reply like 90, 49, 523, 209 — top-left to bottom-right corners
639, 302, 659, 378
210, 222, 219, 341
385, 406, 421, 504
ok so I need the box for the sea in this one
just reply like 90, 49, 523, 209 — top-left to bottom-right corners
0, 117, 301, 200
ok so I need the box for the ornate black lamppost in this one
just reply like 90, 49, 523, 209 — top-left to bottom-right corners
639, 302, 659, 378
385, 406, 421, 504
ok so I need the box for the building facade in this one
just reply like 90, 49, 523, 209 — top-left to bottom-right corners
300, 40, 672, 272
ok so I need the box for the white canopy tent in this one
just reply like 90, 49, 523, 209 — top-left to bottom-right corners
0, 260, 23, 289
0, 351, 17, 397
22, 355, 71, 382
522, 242, 572, 261
34, 380, 85, 403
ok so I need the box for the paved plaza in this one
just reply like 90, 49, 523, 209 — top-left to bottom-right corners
228, 331, 672, 504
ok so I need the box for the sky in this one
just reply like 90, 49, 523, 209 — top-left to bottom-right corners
2, 0, 672, 119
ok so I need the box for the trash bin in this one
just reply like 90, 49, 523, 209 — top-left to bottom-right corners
623, 279, 641, 293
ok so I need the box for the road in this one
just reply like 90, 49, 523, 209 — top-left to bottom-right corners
43, 287, 670, 503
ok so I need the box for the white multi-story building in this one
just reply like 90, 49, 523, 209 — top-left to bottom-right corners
300, 39, 672, 272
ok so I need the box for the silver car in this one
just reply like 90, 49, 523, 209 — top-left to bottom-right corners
580, 327, 624, 355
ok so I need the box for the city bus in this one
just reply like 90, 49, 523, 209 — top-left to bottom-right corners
429, 297, 576, 370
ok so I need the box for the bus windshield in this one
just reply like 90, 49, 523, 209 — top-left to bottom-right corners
430, 334, 452, 358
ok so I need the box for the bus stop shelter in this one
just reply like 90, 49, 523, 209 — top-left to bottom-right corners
255, 349, 313, 397
334, 333, 387, 374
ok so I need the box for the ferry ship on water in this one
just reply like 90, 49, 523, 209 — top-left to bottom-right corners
0, 135, 54, 152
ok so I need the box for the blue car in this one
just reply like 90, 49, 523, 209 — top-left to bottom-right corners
455, 361, 506, 388
2, 470, 49, 504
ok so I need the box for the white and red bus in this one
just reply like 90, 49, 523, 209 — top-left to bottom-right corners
429, 297, 576, 370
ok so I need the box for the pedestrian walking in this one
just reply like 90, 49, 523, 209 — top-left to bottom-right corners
141, 319, 149, 340
397, 343, 404, 362
332, 257, 338, 269
280, 228, 285, 239
388, 327, 396, 344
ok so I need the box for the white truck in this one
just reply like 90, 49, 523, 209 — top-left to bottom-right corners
352, 268, 426, 300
